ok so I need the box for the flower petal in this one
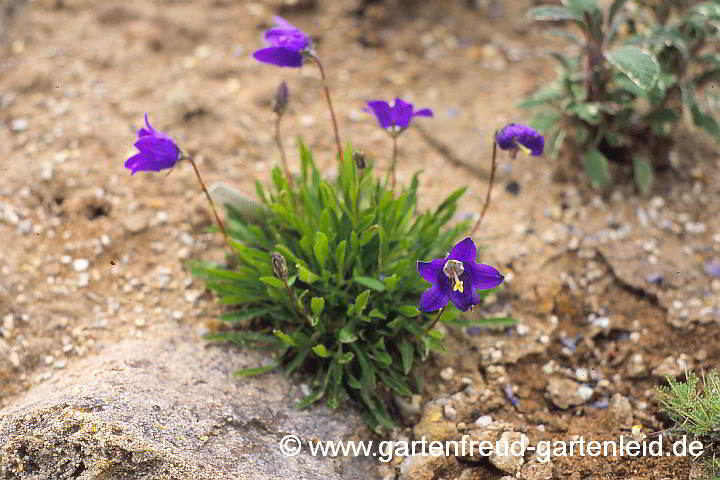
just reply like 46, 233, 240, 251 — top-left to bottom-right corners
264, 28, 309, 50
466, 262, 505, 290
419, 284, 449, 312
391, 98, 413, 128
366, 100, 392, 128
253, 47, 304, 67
413, 108, 433, 118
417, 258, 446, 284
134, 136, 179, 162
124, 153, 146, 175
448, 286, 478, 312
449, 237, 477, 263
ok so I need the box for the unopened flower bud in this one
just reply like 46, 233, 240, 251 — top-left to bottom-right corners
352, 151, 367, 170
271, 252, 288, 280
272, 81, 289, 116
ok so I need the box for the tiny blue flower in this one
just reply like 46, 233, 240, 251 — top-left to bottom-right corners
495, 123, 544, 157
417, 237, 505, 312
253, 17, 311, 68
125, 114, 181, 175
365, 98, 433, 133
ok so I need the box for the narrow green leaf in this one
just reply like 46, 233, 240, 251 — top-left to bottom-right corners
273, 329, 298, 347
368, 309, 386, 319
399, 339, 414, 375
312, 344, 331, 357
527, 5, 582, 21
605, 46, 659, 90
335, 240, 347, 280
296, 264, 320, 284
338, 326, 358, 343
314, 231, 329, 269
396, 305, 421, 318
336, 352, 354, 364
583, 148, 612, 190
234, 364, 277, 377
383, 273, 398, 291
220, 307, 275, 323
353, 276, 386, 291
428, 329, 445, 340
354, 290, 370, 315
633, 156, 654, 195
377, 370, 413, 397
259, 276, 285, 289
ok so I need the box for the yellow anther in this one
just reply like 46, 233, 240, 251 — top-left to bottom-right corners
515, 141, 532, 156
453, 280, 464, 293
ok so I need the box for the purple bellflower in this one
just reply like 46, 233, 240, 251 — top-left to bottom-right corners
495, 123, 544, 157
125, 114, 181, 175
417, 237, 505, 312
365, 98, 433, 135
253, 17, 311, 68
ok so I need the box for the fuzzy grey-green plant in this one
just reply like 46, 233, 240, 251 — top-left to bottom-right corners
523, 0, 720, 193
657, 370, 720, 477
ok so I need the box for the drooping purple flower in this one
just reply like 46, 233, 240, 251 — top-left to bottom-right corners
365, 98, 433, 133
252, 17, 311, 68
495, 123, 544, 157
417, 237, 505, 312
125, 114, 181, 175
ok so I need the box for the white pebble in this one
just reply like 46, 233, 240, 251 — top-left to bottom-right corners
72, 258, 90, 272
474, 415, 493, 427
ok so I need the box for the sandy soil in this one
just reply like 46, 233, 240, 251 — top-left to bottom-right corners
1, 1, 719, 479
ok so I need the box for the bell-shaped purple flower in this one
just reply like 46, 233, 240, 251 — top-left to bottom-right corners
253, 17, 311, 68
495, 123, 544, 157
125, 114, 181, 175
417, 237, 505, 312
365, 98, 433, 133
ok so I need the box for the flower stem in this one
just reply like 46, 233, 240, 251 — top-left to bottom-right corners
187, 155, 230, 248
274, 114, 292, 187
425, 307, 445, 333
471, 132, 498, 236
310, 54, 343, 161
384, 134, 399, 189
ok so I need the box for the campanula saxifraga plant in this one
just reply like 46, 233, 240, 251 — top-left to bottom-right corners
365, 98, 433, 187
131, 15, 515, 434
523, 0, 720, 193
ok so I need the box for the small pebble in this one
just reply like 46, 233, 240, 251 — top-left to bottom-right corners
443, 404, 457, 420
475, 415, 493, 427
10, 118, 28, 132
440, 367, 455, 381
72, 258, 90, 272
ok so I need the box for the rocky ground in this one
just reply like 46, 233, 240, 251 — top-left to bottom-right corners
1, 0, 719, 479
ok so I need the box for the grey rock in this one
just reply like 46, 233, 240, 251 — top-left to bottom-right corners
489, 431, 528, 474
545, 378, 591, 409
0, 328, 375, 480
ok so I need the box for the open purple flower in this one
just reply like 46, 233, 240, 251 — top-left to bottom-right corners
252, 17, 311, 68
495, 123, 544, 157
365, 98, 433, 133
417, 237, 505, 312
125, 114, 181, 175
